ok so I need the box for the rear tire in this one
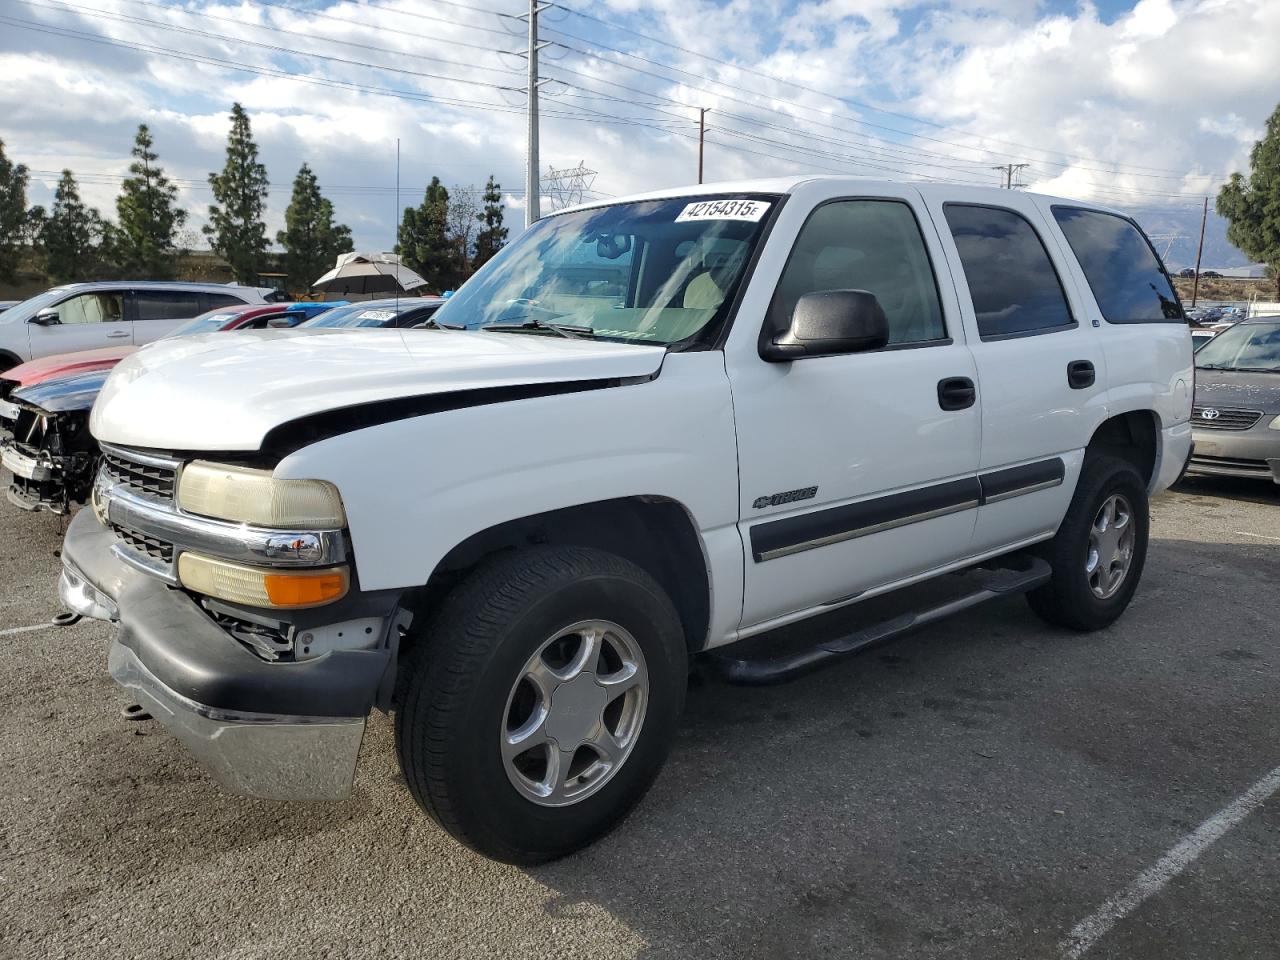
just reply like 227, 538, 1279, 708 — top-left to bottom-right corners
395, 545, 687, 864
1027, 455, 1149, 631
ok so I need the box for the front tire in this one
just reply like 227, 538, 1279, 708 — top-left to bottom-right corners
1027, 455, 1150, 631
395, 545, 687, 864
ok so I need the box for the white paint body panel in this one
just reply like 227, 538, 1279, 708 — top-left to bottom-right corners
90, 328, 666, 451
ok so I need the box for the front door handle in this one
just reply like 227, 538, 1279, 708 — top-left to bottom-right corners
1068, 360, 1096, 389
937, 376, 976, 411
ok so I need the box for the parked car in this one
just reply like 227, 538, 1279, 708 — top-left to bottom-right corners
286, 296, 448, 329
164, 300, 347, 338
58, 178, 1192, 864
0, 281, 276, 372
1185, 316, 1280, 484
1, 302, 340, 512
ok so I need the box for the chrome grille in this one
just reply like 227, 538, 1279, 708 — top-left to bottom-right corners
109, 521, 175, 563
102, 448, 177, 499
1191, 406, 1262, 431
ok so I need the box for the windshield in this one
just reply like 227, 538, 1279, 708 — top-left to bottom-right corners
0, 287, 75, 324
432, 194, 779, 344
1195, 319, 1280, 372
167, 311, 244, 337
303, 303, 404, 328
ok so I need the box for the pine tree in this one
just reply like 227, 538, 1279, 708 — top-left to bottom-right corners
397, 176, 459, 291
0, 140, 29, 284
115, 124, 186, 278
276, 163, 353, 291
473, 175, 507, 270
204, 103, 269, 284
1217, 102, 1280, 299
41, 170, 108, 283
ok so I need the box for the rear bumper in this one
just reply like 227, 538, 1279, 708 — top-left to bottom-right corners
60, 508, 396, 800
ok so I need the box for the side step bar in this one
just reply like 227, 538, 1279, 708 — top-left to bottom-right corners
707, 556, 1052, 686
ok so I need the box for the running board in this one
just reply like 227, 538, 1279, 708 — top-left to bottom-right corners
707, 556, 1052, 685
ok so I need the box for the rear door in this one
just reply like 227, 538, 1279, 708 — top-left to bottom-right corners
26, 288, 131, 360
920, 188, 1106, 554
128, 290, 210, 345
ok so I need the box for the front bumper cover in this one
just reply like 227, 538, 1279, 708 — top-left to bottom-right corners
61, 508, 398, 800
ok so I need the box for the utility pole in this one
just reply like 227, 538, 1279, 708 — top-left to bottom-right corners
992, 162, 1030, 189
519, 0, 550, 227
698, 108, 709, 184
1191, 196, 1208, 308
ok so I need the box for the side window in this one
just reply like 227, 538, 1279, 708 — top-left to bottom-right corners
943, 204, 1074, 339
132, 291, 205, 321
54, 292, 124, 325
1051, 207, 1183, 322
203, 292, 248, 310
768, 199, 946, 346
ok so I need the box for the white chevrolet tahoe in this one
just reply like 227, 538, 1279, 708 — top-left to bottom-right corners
59, 178, 1194, 864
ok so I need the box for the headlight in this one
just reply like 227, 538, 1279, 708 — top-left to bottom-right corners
178, 553, 349, 608
1270, 415, 1280, 431
177, 461, 345, 528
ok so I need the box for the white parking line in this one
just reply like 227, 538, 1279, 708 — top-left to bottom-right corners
1059, 763, 1280, 959
0, 622, 59, 637
1236, 531, 1280, 542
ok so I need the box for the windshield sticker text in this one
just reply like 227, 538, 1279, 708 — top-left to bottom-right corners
675, 199, 771, 223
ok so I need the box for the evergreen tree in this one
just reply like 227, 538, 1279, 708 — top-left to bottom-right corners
473, 175, 507, 270
1217, 102, 1280, 298
204, 103, 269, 284
115, 124, 186, 278
0, 140, 29, 284
41, 170, 108, 283
276, 163, 353, 291
397, 176, 459, 291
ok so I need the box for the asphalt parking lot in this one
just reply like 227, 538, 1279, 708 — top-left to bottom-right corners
1, 473, 1277, 960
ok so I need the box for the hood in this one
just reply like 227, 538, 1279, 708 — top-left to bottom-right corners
1193, 368, 1280, 412
3, 345, 135, 387
91, 328, 666, 451
12, 368, 112, 414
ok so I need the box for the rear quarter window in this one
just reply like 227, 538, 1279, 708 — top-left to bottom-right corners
1051, 207, 1183, 323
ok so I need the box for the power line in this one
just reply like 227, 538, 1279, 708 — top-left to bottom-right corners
546, 0, 1202, 178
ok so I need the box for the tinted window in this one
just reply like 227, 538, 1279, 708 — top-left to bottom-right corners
769, 199, 945, 346
1052, 207, 1182, 322
132, 291, 204, 321
944, 205, 1073, 338
54, 291, 124, 324
204, 292, 249, 310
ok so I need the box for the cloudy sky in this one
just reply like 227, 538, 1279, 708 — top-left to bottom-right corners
0, 0, 1274, 257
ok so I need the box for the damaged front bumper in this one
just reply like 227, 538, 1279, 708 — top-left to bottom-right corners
60, 508, 403, 801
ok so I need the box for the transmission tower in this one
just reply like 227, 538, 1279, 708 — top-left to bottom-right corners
542, 162, 598, 210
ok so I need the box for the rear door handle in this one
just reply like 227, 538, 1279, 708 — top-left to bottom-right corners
937, 376, 976, 411
106, 331, 130, 338
1068, 360, 1095, 389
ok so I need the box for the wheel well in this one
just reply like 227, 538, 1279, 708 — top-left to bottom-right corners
0, 351, 21, 375
1086, 410, 1157, 485
405, 497, 711, 655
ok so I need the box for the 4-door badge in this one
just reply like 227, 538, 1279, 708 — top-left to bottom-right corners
752, 486, 818, 510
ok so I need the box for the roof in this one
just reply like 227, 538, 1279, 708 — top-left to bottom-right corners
45, 281, 274, 293
558, 175, 1130, 219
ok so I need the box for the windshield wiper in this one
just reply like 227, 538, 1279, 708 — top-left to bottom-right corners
482, 317, 596, 339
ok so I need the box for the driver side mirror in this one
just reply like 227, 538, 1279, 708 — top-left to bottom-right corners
29, 309, 60, 326
760, 289, 889, 362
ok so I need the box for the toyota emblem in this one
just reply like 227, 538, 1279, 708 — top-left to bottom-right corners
1201, 408, 1220, 421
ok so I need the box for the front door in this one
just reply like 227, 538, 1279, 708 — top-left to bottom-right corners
26, 288, 131, 360
727, 187, 982, 632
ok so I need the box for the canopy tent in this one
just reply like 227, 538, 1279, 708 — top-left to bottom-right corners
311, 252, 428, 295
